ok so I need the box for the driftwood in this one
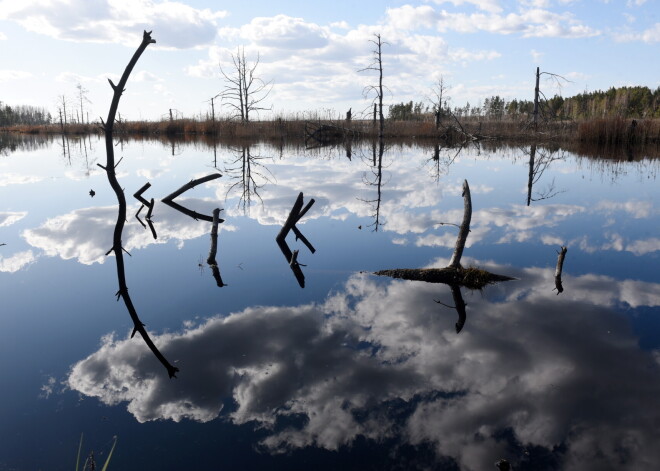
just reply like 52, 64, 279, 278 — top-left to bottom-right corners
374, 179, 513, 290
554, 246, 568, 294
162, 174, 223, 222
206, 208, 225, 287
276, 192, 316, 288
98, 31, 178, 378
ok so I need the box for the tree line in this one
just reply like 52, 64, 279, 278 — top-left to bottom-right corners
389, 85, 660, 122
0, 101, 52, 126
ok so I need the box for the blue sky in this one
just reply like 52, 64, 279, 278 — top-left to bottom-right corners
1, 0, 658, 121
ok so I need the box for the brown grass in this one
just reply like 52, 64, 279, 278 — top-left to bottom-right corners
3, 116, 659, 147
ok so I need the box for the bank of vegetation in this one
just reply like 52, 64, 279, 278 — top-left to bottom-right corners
2, 85, 659, 146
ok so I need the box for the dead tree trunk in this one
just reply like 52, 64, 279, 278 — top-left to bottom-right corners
207, 208, 225, 287
554, 246, 567, 294
98, 30, 178, 379
448, 180, 472, 269
533, 67, 540, 130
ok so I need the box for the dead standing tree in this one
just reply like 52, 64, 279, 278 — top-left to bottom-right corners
99, 30, 179, 379
359, 34, 387, 139
217, 47, 272, 122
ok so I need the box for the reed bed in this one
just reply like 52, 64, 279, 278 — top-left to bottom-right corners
3, 117, 658, 147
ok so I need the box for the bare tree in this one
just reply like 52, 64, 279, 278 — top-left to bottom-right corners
359, 34, 387, 138
429, 76, 451, 129
76, 82, 92, 124
217, 47, 272, 122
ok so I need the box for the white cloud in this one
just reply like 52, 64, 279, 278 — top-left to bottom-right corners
0, 211, 27, 227
0, 31, 7, 40
0, 0, 228, 48
0, 250, 36, 272
386, 5, 600, 38
614, 22, 660, 43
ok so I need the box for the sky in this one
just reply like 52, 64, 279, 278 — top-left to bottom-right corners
0, 0, 658, 122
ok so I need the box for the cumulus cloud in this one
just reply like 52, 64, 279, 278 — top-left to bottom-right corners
67, 267, 660, 469
0, 0, 228, 48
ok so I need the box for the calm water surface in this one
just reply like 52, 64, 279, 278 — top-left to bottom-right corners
1, 134, 659, 470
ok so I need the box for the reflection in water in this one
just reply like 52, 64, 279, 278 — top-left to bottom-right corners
276, 192, 316, 288
525, 144, 567, 206
359, 139, 385, 231
68, 267, 660, 470
224, 145, 274, 212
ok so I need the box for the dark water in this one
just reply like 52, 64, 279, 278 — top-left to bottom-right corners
1, 134, 659, 470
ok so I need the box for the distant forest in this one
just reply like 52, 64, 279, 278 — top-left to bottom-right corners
390, 85, 660, 122
2, 85, 659, 127
0, 102, 51, 127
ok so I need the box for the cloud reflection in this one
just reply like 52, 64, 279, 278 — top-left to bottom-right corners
68, 266, 660, 469
22, 200, 234, 265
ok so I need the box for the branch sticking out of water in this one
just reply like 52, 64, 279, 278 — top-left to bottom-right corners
102, 31, 178, 379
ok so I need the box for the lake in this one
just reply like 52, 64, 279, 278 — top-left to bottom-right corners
1, 133, 659, 470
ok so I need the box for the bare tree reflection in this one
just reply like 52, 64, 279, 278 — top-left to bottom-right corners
224, 145, 274, 213
358, 139, 387, 231
525, 144, 567, 206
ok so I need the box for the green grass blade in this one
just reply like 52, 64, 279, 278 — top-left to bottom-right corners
75, 433, 84, 471
100, 436, 118, 471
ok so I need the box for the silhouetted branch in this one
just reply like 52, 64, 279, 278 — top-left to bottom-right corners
276, 192, 316, 288
206, 208, 225, 287
162, 173, 223, 222
102, 30, 178, 379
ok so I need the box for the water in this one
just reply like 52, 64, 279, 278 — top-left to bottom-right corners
1, 134, 659, 470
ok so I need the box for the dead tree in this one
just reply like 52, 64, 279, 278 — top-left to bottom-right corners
218, 47, 272, 122
531, 67, 571, 129
554, 246, 568, 294
359, 34, 387, 138
374, 179, 514, 289
428, 76, 451, 129
276, 192, 316, 288
98, 30, 178, 378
